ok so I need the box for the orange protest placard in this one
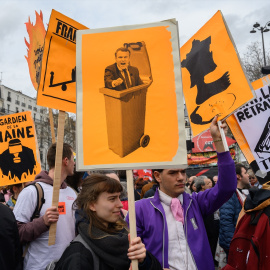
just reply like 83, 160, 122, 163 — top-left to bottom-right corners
181, 10, 255, 136
0, 111, 41, 186
25, 11, 46, 91
37, 10, 88, 113
76, 20, 187, 170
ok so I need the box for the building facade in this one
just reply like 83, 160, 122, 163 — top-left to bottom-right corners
0, 84, 76, 170
0, 84, 50, 169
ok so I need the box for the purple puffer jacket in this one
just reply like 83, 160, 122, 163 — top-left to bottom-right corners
126, 151, 237, 269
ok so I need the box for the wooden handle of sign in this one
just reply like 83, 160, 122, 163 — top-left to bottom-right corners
48, 110, 65, 246
217, 120, 229, 152
126, 169, 138, 270
49, 108, 56, 144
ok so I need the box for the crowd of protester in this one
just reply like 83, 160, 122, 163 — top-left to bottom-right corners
0, 117, 268, 270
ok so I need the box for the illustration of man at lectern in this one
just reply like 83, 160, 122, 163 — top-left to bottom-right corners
104, 47, 143, 90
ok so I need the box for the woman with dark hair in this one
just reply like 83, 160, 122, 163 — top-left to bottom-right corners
189, 179, 197, 193
53, 174, 162, 270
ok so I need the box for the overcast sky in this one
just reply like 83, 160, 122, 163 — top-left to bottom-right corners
0, 0, 269, 98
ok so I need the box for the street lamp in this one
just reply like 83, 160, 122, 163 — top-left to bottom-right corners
250, 21, 270, 66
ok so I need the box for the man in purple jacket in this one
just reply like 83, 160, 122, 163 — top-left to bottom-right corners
126, 116, 237, 270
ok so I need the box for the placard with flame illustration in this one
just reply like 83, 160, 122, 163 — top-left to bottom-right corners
25, 10, 46, 91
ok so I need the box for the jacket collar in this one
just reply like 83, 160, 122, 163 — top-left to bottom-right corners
150, 188, 192, 212
244, 187, 270, 212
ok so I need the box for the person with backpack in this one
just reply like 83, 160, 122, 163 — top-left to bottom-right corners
224, 183, 270, 269
13, 143, 77, 270
52, 173, 162, 270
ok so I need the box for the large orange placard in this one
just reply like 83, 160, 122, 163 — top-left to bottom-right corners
181, 10, 255, 136
0, 111, 41, 186
76, 20, 187, 170
37, 10, 88, 113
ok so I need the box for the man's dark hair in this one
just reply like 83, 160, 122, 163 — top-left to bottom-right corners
115, 47, 130, 57
47, 143, 73, 170
235, 163, 247, 177
152, 169, 163, 184
91, 170, 116, 175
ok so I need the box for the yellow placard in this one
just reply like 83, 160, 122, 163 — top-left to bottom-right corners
0, 111, 41, 186
227, 75, 270, 164
181, 10, 255, 136
37, 9, 88, 113
76, 20, 187, 170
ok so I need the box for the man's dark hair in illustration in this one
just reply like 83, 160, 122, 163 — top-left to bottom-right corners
115, 47, 130, 57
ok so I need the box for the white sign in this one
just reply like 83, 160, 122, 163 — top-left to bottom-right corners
234, 85, 270, 173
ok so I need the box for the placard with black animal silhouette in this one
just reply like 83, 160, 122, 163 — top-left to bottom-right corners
181, 10, 255, 136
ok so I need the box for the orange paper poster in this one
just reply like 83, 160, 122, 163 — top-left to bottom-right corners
180, 10, 255, 136
76, 19, 187, 170
37, 10, 88, 113
58, 202, 66, 214
25, 11, 46, 91
0, 111, 41, 186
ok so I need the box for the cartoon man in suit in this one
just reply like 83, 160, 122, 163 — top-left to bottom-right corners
104, 47, 143, 90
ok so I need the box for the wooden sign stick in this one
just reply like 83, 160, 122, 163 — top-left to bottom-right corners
49, 108, 56, 144
126, 169, 138, 270
48, 110, 65, 246
218, 120, 229, 152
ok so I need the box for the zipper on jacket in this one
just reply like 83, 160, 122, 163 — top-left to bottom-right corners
184, 199, 198, 270
150, 201, 166, 269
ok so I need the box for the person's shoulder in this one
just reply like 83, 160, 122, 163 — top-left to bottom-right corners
20, 183, 38, 195
220, 191, 237, 208
135, 197, 154, 209
64, 186, 78, 198
0, 203, 13, 217
105, 63, 116, 71
55, 242, 94, 270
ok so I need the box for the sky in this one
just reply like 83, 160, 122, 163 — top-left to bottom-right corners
0, 0, 270, 98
